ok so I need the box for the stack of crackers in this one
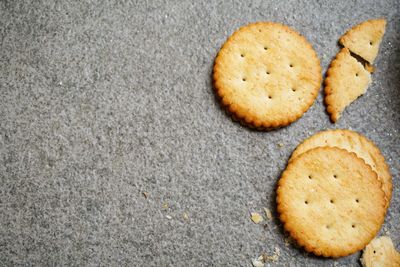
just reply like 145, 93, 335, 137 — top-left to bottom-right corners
277, 129, 392, 258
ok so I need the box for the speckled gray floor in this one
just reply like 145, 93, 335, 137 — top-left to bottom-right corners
1, 1, 399, 266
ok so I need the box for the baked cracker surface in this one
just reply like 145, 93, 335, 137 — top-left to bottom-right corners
277, 147, 386, 258
213, 22, 322, 129
324, 48, 371, 122
361, 236, 400, 267
340, 19, 386, 64
289, 129, 392, 209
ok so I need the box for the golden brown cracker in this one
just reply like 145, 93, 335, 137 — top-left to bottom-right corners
213, 22, 322, 129
340, 19, 386, 64
277, 147, 386, 257
324, 48, 371, 122
361, 236, 400, 267
289, 129, 392, 209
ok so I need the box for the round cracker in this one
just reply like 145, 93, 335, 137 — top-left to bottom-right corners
277, 147, 386, 257
213, 22, 322, 129
289, 129, 392, 209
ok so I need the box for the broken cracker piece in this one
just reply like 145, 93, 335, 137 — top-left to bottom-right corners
361, 236, 400, 267
183, 212, 189, 221
340, 19, 386, 64
252, 256, 265, 267
251, 212, 263, 224
263, 208, 273, 220
142, 192, 149, 198
284, 236, 295, 247
265, 247, 280, 262
325, 48, 371, 122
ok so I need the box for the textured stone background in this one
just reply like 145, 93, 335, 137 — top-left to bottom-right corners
1, 0, 399, 266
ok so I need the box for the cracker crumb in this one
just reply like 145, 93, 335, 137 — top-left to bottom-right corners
265, 247, 280, 262
162, 202, 169, 209
284, 236, 294, 247
183, 212, 189, 221
263, 207, 273, 220
383, 227, 390, 235
166, 215, 172, 220
252, 256, 264, 267
142, 192, 149, 198
251, 212, 263, 224
278, 143, 284, 148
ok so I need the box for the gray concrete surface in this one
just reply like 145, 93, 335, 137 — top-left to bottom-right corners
1, 0, 399, 266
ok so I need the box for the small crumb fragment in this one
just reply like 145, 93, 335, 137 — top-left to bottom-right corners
142, 192, 149, 198
278, 143, 284, 148
166, 215, 172, 220
183, 212, 189, 221
263, 207, 273, 220
383, 227, 390, 235
252, 255, 264, 267
251, 212, 263, 224
162, 202, 169, 209
265, 247, 280, 262
284, 236, 294, 247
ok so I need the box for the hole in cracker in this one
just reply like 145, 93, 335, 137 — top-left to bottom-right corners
373, 250, 376, 254
266, 70, 270, 75
241, 54, 245, 58
268, 95, 272, 99
356, 199, 359, 203
355, 73, 359, 77
308, 175, 312, 179
352, 224, 356, 228
330, 199, 334, 204
333, 174, 337, 179
326, 225, 330, 229
292, 88, 296, 92
258, 29, 262, 33
242, 77, 246, 82
304, 200, 308, 204
264, 46, 268, 50
369, 41, 373, 45
289, 64, 294, 68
